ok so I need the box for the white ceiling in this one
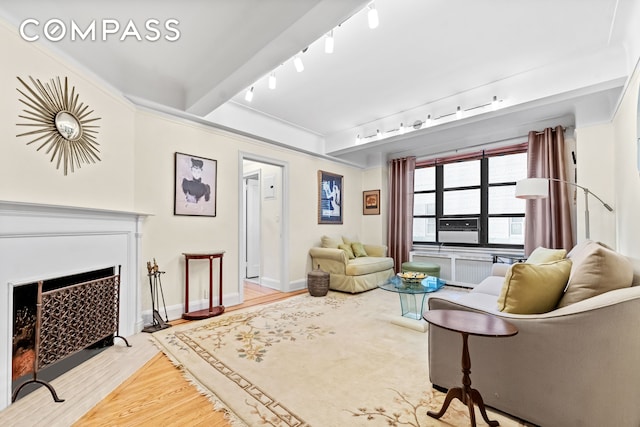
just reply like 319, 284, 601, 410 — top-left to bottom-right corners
1, 0, 637, 166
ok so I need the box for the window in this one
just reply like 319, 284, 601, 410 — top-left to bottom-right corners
413, 149, 527, 247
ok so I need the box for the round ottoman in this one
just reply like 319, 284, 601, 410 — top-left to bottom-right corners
401, 261, 440, 278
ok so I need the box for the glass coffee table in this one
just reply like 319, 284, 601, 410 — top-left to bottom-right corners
379, 275, 444, 331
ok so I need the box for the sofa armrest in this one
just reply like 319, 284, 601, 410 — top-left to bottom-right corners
363, 244, 387, 257
490, 263, 511, 277
309, 247, 348, 275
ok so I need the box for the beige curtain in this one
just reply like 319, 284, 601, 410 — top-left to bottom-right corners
525, 126, 574, 255
387, 157, 415, 273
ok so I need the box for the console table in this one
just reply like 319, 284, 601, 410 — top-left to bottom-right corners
182, 251, 225, 320
423, 309, 518, 426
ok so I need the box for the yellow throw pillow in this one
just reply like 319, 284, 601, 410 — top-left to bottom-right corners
351, 242, 368, 257
526, 247, 567, 264
342, 235, 359, 245
557, 241, 633, 308
321, 235, 341, 249
338, 243, 355, 259
497, 259, 572, 314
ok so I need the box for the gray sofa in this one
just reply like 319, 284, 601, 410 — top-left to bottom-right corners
427, 241, 640, 427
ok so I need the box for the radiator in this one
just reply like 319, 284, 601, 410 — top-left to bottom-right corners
411, 253, 493, 286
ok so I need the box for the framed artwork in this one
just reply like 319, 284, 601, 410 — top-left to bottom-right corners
363, 189, 381, 215
318, 170, 343, 224
174, 152, 217, 217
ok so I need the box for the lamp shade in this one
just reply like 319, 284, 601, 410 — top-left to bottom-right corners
515, 178, 549, 199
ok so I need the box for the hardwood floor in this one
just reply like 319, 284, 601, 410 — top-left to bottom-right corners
74, 283, 307, 427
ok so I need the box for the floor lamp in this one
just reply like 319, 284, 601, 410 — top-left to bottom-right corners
515, 177, 613, 239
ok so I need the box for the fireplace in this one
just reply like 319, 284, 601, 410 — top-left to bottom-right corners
0, 201, 147, 410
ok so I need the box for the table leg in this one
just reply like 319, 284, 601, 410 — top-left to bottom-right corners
427, 332, 499, 427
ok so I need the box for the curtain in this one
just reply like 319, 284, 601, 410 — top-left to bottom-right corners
525, 126, 574, 255
387, 156, 415, 273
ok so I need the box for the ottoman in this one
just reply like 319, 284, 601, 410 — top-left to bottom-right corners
401, 261, 440, 278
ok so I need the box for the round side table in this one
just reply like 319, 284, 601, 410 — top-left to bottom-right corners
423, 309, 518, 427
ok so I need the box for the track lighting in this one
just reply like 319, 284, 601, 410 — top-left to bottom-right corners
425, 114, 432, 126
268, 72, 276, 90
293, 55, 304, 72
456, 106, 462, 119
325, 30, 334, 54
367, 2, 379, 29
492, 95, 500, 110
244, 86, 254, 102
398, 123, 405, 135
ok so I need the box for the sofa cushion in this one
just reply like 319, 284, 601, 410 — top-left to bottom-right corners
526, 246, 567, 264
346, 257, 394, 276
497, 259, 572, 314
321, 235, 341, 249
338, 243, 355, 259
557, 241, 634, 308
471, 275, 505, 296
352, 242, 368, 257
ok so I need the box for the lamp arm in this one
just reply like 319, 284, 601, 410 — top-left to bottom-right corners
547, 178, 613, 212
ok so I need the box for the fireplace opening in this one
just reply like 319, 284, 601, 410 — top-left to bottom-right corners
11, 267, 116, 401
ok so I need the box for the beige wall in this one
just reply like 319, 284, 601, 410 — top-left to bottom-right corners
0, 21, 136, 211
574, 124, 616, 246
133, 110, 367, 311
612, 66, 640, 260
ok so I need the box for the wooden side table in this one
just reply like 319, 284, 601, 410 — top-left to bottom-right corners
182, 251, 225, 320
423, 309, 518, 427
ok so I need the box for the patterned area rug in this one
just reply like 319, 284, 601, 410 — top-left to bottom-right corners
152, 289, 526, 426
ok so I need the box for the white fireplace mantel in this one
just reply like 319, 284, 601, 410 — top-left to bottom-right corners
0, 200, 149, 411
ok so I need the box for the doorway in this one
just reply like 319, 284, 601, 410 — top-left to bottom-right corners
238, 153, 289, 304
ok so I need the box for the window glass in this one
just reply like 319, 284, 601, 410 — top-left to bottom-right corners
489, 185, 525, 214
489, 153, 527, 183
443, 160, 480, 188
413, 218, 436, 242
488, 217, 525, 244
414, 167, 435, 191
443, 189, 480, 215
413, 193, 435, 215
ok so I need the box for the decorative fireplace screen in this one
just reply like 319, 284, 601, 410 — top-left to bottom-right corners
12, 267, 131, 403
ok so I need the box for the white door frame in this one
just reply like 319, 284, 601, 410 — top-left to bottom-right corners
238, 152, 289, 303
243, 171, 261, 279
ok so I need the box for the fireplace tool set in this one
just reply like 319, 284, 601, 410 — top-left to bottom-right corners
142, 259, 171, 333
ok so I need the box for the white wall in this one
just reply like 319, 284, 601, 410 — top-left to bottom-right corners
574, 124, 617, 246
575, 61, 640, 260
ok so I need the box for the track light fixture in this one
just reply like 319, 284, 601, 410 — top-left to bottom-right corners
325, 30, 334, 54
293, 55, 304, 72
268, 72, 276, 90
367, 2, 379, 29
456, 106, 462, 119
244, 86, 254, 102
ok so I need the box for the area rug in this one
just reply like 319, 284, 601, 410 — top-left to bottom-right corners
152, 289, 526, 426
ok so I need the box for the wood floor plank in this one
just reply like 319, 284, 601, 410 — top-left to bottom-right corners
73, 285, 307, 427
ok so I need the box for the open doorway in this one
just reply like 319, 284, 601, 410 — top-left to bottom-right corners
238, 153, 289, 304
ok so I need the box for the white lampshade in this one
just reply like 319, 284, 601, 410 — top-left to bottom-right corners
515, 178, 549, 199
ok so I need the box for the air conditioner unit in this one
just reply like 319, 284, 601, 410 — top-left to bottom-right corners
438, 217, 479, 244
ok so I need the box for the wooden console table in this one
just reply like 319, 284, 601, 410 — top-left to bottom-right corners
182, 251, 225, 320
423, 310, 518, 426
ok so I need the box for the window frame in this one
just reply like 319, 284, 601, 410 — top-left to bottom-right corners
412, 145, 527, 248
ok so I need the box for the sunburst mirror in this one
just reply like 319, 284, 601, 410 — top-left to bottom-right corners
16, 76, 101, 175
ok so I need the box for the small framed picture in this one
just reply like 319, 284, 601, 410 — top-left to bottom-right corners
174, 152, 217, 217
318, 170, 343, 224
363, 189, 381, 215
